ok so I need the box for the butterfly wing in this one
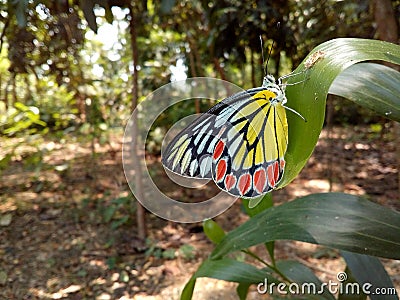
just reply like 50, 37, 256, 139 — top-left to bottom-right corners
162, 87, 288, 198
211, 88, 288, 198
161, 90, 251, 179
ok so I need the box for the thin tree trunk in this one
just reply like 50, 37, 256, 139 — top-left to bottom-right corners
0, 17, 9, 54
250, 48, 256, 87
187, 37, 201, 114
11, 73, 17, 105
4, 77, 10, 109
371, 0, 400, 194
213, 57, 227, 81
128, 4, 146, 240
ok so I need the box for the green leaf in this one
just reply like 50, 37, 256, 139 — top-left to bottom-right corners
243, 193, 273, 216
10, 0, 28, 27
211, 193, 400, 260
103, 206, 117, 223
111, 215, 129, 229
243, 194, 276, 263
281, 38, 400, 188
341, 251, 397, 300
80, 0, 98, 33
236, 282, 251, 300
276, 260, 335, 299
180, 278, 196, 300
338, 267, 367, 300
0, 270, 7, 285
203, 219, 225, 244
180, 258, 281, 299
179, 244, 195, 260
194, 258, 268, 283
14, 102, 28, 111
193, 258, 275, 284
329, 63, 400, 122
160, 0, 176, 14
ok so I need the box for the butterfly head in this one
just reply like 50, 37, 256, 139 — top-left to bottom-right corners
262, 74, 287, 106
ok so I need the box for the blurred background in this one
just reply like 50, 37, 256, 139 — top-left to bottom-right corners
0, 1, 399, 299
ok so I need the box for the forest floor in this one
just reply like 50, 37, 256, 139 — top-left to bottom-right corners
0, 125, 399, 300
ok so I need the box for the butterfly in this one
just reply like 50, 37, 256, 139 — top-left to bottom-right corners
161, 74, 302, 199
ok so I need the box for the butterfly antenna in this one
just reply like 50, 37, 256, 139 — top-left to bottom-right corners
283, 105, 307, 122
259, 35, 266, 77
265, 40, 274, 76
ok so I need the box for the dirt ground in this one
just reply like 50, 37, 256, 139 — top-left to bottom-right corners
0, 125, 399, 299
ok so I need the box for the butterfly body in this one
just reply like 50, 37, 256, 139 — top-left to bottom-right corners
162, 75, 289, 199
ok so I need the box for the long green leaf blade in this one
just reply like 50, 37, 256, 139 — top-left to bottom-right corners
180, 258, 281, 300
193, 258, 277, 284
341, 251, 398, 300
329, 63, 400, 122
211, 193, 400, 260
281, 38, 400, 187
180, 278, 196, 300
276, 260, 335, 300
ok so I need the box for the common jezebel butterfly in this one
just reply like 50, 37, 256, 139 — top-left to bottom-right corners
161, 71, 303, 199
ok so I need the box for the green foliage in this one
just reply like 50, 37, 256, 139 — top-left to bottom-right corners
288, 0, 374, 65
330, 63, 400, 122
182, 39, 400, 300
179, 244, 196, 260
2, 0, 391, 141
145, 239, 175, 260
144, 240, 195, 261
0, 133, 51, 175
0, 80, 80, 135
101, 195, 135, 230
203, 219, 225, 244
211, 193, 400, 260
1, 102, 46, 135
340, 251, 395, 299
9, 0, 29, 27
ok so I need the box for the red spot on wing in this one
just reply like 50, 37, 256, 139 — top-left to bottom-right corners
213, 140, 225, 160
224, 174, 236, 191
215, 159, 227, 182
280, 159, 285, 170
267, 161, 282, 188
238, 174, 252, 196
253, 168, 267, 194
273, 161, 279, 183
267, 164, 275, 188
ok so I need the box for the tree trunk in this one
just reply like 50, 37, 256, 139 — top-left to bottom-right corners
11, 73, 17, 105
128, 4, 146, 240
250, 48, 256, 87
370, 0, 400, 194
187, 36, 201, 114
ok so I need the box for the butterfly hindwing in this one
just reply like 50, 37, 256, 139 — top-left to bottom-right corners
210, 89, 288, 198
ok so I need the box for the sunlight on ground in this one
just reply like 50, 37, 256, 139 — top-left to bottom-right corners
287, 178, 349, 198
